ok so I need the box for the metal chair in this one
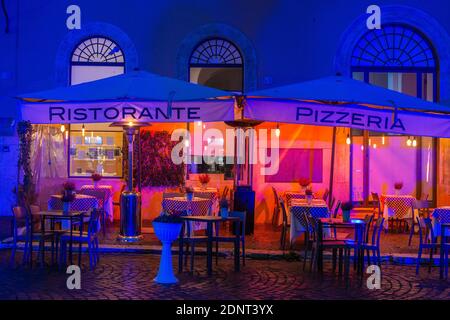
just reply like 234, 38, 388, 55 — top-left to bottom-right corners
416, 217, 439, 275
271, 187, 281, 226
214, 211, 246, 266
279, 198, 290, 251
10, 206, 54, 267
79, 189, 108, 237
408, 200, 429, 246
59, 208, 100, 270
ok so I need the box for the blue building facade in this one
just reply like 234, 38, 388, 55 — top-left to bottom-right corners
1, 0, 450, 217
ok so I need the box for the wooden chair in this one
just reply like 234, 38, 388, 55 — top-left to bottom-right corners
279, 198, 290, 251
59, 209, 100, 270
322, 189, 329, 203
271, 187, 281, 226
416, 217, 439, 274
10, 206, 54, 267
332, 200, 342, 218
214, 211, 246, 266
79, 189, 108, 237
371, 192, 382, 219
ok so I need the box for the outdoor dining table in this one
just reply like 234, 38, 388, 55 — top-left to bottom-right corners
380, 194, 416, 229
163, 196, 212, 230
316, 218, 367, 274
289, 199, 329, 244
48, 194, 98, 212
178, 215, 241, 276
80, 185, 114, 222
33, 210, 86, 267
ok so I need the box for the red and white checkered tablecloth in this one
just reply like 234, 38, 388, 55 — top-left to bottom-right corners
80, 185, 114, 222
284, 191, 306, 204
48, 194, 98, 212
289, 199, 329, 243
432, 207, 450, 237
380, 195, 415, 220
162, 197, 211, 230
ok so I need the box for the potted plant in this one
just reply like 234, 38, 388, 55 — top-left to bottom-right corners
152, 213, 183, 284
185, 186, 194, 201
341, 201, 354, 223
305, 189, 313, 205
198, 174, 210, 189
62, 181, 76, 213
298, 177, 311, 191
91, 173, 102, 188
394, 181, 403, 195
219, 197, 229, 218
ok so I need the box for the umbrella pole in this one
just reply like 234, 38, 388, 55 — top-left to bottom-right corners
328, 127, 337, 207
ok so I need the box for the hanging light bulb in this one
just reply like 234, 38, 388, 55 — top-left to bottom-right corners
412, 137, 417, 147
65, 130, 69, 140
368, 138, 371, 146
196, 121, 202, 127
373, 143, 377, 149
82, 124, 85, 137
382, 135, 385, 145
184, 139, 190, 147
275, 124, 280, 137
60, 124, 65, 133
406, 136, 412, 147
346, 134, 351, 145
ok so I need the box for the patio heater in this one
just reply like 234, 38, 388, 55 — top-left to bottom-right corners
110, 121, 151, 242
225, 119, 263, 235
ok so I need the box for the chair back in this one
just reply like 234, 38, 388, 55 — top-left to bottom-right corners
369, 216, 383, 246
79, 189, 107, 209
417, 217, 435, 244
279, 197, 288, 226
333, 200, 341, 218
221, 186, 229, 199
371, 192, 382, 217
87, 209, 101, 237
305, 213, 317, 242
11, 206, 32, 239
322, 189, 329, 202
228, 211, 246, 238
329, 197, 336, 212
272, 187, 280, 208
363, 214, 374, 243
163, 192, 184, 199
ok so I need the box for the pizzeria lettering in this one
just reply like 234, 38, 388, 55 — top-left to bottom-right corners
296, 107, 406, 131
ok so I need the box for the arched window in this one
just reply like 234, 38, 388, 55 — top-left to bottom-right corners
69, 37, 125, 178
189, 38, 243, 93
349, 24, 438, 204
70, 36, 125, 85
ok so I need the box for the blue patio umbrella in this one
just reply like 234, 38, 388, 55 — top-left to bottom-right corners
18, 70, 233, 102
246, 75, 449, 114
17, 70, 235, 124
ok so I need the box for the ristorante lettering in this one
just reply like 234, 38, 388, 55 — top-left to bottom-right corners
296, 106, 406, 131
49, 106, 201, 121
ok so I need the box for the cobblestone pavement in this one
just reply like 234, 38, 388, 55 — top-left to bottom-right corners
0, 251, 448, 300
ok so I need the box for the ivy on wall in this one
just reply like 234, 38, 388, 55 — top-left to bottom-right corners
16, 121, 37, 204
132, 130, 184, 187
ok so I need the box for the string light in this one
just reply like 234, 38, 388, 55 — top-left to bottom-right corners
412, 137, 417, 147
406, 136, 412, 147
368, 138, 371, 146
382, 135, 385, 145
346, 134, 351, 145
373, 143, 377, 149
60, 124, 65, 133
65, 130, 69, 140
275, 124, 280, 137
82, 124, 85, 137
